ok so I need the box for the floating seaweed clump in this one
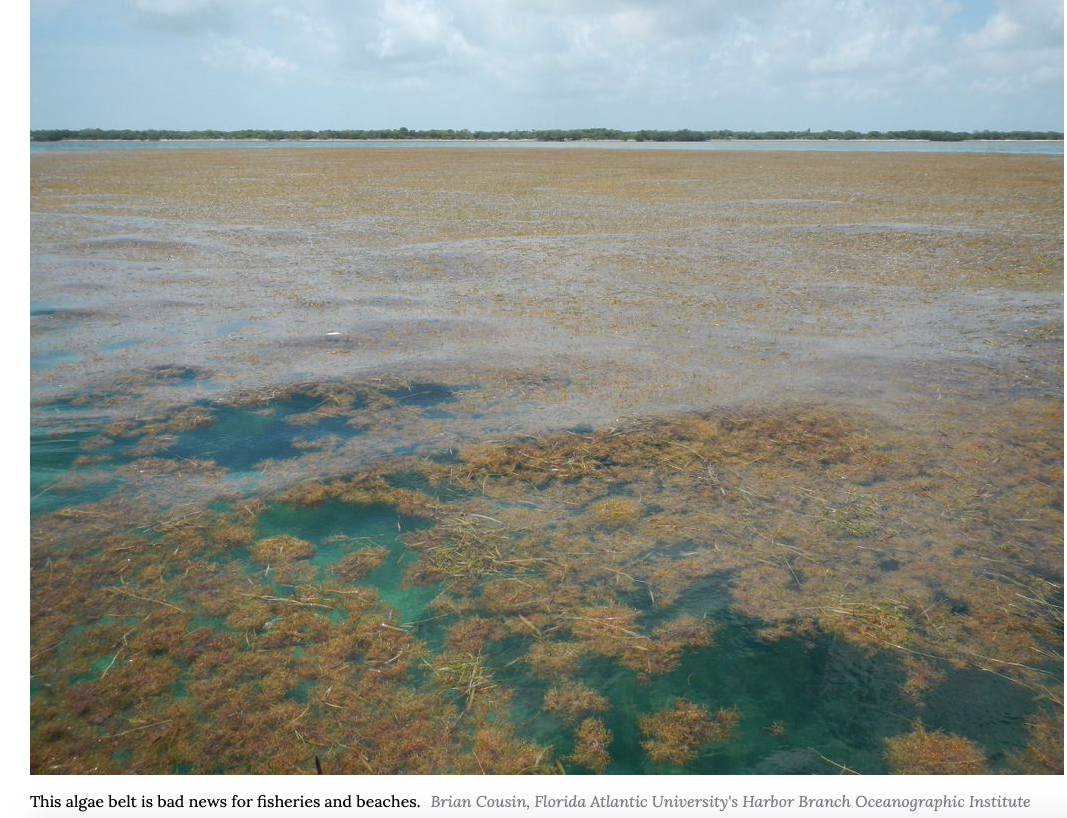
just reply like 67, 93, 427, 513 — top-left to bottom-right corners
71, 454, 110, 467
164, 406, 215, 432
335, 546, 389, 580
542, 681, 609, 723
766, 720, 786, 737
248, 535, 316, 563
446, 617, 507, 655
466, 726, 554, 775
820, 599, 912, 650
210, 523, 254, 549
569, 605, 652, 670
884, 722, 990, 775
568, 717, 613, 773
404, 513, 516, 589
1008, 706, 1064, 775
647, 615, 716, 674
565, 608, 714, 678
639, 699, 741, 766
589, 497, 641, 528
527, 640, 585, 678
900, 656, 948, 701
426, 652, 497, 707
278, 474, 438, 519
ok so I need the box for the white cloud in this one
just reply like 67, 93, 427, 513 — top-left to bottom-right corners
202, 36, 296, 75
961, 0, 1063, 51
957, 0, 1063, 95
105, 0, 1061, 126
368, 0, 476, 64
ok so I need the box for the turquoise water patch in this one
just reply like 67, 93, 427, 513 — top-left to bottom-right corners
30, 383, 463, 502
921, 668, 1055, 768
189, 614, 231, 633
216, 318, 256, 336
167, 405, 309, 470
101, 338, 144, 351
66, 653, 120, 685
491, 611, 1046, 775
257, 499, 407, 545
28, 383, 444, 517
427, 450, 462, 465
257, 499, 438, 624
286, 678, 314, 703
30, 425, 127, 514
31, 476, 120, 517
31, 350, 81, 370
166, 394, 361, 471
30, 426, 127, 475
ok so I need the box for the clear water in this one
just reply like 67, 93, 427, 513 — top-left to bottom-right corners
29, 384, 1062, 775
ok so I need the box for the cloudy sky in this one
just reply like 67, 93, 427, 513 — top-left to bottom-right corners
30, 0, 1064, 131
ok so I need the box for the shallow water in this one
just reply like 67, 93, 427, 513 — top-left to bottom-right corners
29, 383, 1063, 774
30, 149, 1062, 775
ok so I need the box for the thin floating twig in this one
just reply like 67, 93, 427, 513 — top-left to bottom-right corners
239, 593, 333, 610
102, 719, 172, 740
468, 513, 507, 526
809, 747, 861, 775
106, 586, 185, 613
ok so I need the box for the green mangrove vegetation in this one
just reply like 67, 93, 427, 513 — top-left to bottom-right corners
30, 127, 1064, 143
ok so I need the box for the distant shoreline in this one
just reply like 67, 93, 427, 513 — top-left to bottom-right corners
30, 137, 1067, 144
30, 128, 1064, 144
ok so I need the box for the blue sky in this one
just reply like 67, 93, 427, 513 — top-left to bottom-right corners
30, 0, 1064, 131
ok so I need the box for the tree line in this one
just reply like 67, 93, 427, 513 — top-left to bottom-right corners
30, 127, 1063, 142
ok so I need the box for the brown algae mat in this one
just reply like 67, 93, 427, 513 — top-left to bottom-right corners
30, 148, 1062, 774
30, 393, 1062, 774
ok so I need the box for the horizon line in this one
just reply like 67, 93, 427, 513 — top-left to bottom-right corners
30, 127, 1066, 142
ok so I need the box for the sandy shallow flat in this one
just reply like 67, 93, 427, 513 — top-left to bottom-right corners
30, 148, 1063, 774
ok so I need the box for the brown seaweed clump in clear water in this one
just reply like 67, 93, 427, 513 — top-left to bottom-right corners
526, 640, 585, 678
884, 722, 990, 775
639, 699, 741, 766
647, 615, 716, 675
445, 617, 507, 655
210, 523, 255, 549
248, 534, 316, 563
542, 681, 609, 723
1009, 706, 1064, 775
566, 607, 714, 678
589, 498, 641, 528
568, 717, 613, 773
278, 474, 438, 519
335, 546, 389, 580
466, 726, 554, 775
